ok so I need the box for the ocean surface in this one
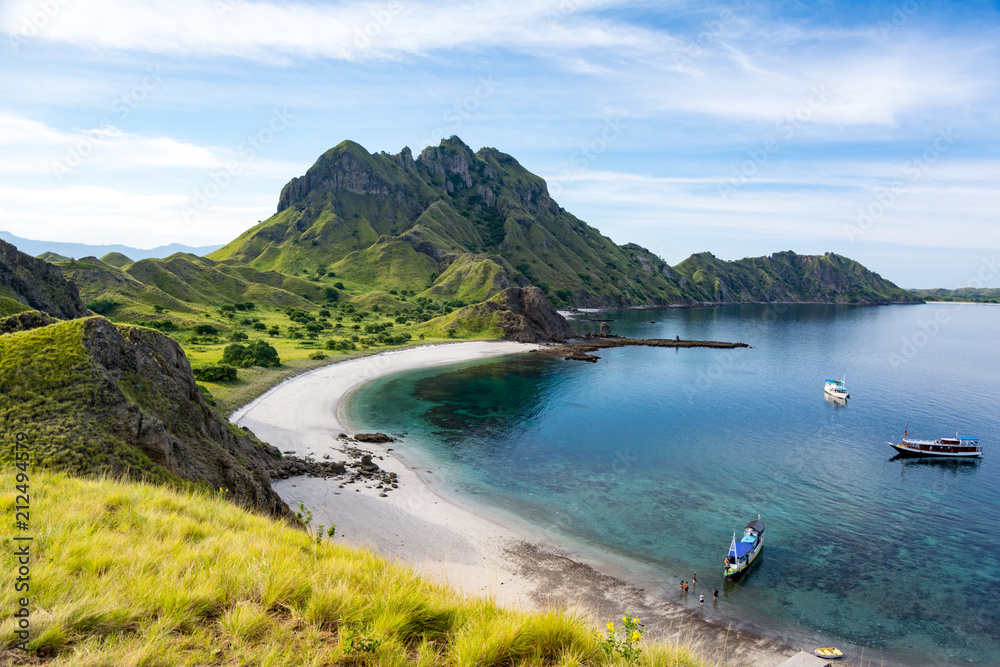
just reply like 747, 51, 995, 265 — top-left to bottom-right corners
344, 303, 1000, 665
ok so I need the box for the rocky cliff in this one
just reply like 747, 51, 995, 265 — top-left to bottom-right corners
475, 286, 577, 343
0, 238, 90, 318
0, 316, 292, 519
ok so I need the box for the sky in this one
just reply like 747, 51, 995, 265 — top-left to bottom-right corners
0, 0, 998, 289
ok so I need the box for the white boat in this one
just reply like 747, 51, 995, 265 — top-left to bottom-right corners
824, 378, 849, 399
889, 427, 983, 459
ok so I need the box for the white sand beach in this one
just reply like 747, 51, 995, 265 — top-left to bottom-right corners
232, 341, 802, 667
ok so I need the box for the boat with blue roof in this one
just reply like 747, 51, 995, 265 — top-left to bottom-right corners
724, 515, 764, 578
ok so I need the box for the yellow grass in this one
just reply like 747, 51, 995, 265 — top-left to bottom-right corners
0, 471, 715, 666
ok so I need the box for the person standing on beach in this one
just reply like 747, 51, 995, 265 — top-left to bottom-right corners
693, 573, 697, 586
680, 580, 685, 593
699, 593, 705, 606
713, 588, 719, 600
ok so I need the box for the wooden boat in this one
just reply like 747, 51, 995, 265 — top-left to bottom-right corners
814, 647, 844, 659
824, 378, 849, 399
889, 426, 982, 459
724, 515, 764, 578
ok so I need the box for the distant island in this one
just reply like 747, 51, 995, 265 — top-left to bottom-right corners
908, 287, 1000, 303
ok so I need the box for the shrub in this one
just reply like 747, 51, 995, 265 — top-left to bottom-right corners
222, 341, 280, 368
229, 331, 249, 341
323, 287, 339, 302
333, 282, 345, 290
86, 298, 115, 314
308, 351, 327, 360
193, 324, 218, 336
193, 364, 239, 383
252, 322, 266, 331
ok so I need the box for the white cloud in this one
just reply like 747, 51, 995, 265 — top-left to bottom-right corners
0, 185, 270, 246
0, 112, 302, 183
2, 0, 994, 129
546, 164, 1000, 252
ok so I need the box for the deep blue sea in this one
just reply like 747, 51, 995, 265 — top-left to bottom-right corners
345, 304, 1000, 665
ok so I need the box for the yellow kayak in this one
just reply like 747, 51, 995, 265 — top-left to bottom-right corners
814, 647, 844, 659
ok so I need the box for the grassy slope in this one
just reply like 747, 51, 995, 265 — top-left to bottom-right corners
0, 470, 708, 667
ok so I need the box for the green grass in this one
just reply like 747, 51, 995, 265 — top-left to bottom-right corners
0, 296, 31, 317
0, 470, 712, 666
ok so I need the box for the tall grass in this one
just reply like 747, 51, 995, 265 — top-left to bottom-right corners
1, 471, 715, 666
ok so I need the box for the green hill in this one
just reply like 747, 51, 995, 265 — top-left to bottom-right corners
36, 250, 71, 263
99, 250, 133, 267
673, 251, 921, 305
57, 253, 321, 323
210, 138, 918, 308
908, 287, 1000, 303
210, 138, 689, 307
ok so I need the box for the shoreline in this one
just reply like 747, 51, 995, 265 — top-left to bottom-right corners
232, 342, 806, 666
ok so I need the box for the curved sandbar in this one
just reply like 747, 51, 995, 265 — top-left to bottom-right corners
232, 341, 799, 667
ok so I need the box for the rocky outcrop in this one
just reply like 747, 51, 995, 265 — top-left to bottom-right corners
277, 141, 420, 213
0, 316, 292, 519
486, 286, 578, 343
0, 310, 58, 335
83, 318, 292, 518
0, 239, 90, 318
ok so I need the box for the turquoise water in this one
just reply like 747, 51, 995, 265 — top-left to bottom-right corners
345, 304, 1000, 665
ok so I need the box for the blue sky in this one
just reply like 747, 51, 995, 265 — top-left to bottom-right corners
1, 0, 998, 288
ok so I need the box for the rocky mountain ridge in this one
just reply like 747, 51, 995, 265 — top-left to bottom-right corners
211, 137, 920, 309
0, 238, 90, 318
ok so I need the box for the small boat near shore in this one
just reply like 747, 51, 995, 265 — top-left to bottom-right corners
824, 378, 849, 399
889, 427, 982, 458
724, 515, 764, 578
814, 647, 844, 659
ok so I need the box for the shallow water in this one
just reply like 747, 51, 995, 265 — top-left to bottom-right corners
346, 303, 1000, 665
